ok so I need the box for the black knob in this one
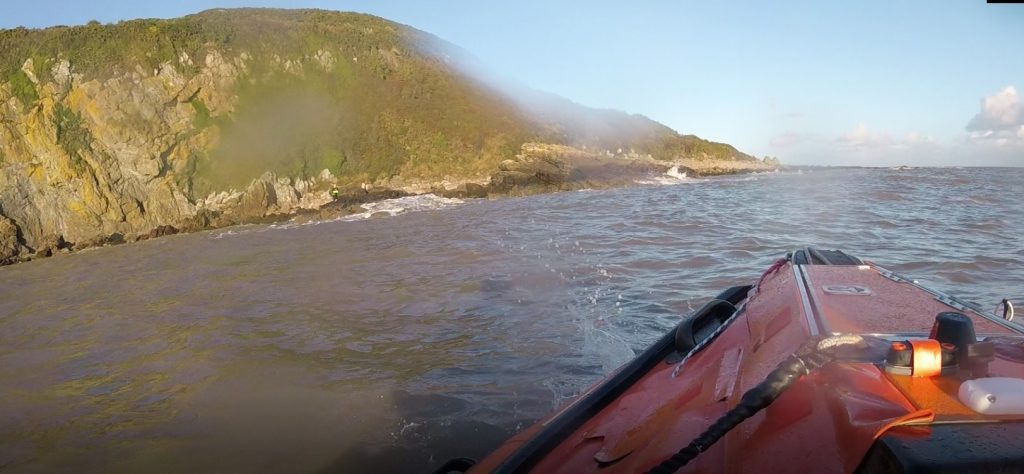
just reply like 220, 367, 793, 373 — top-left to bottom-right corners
930, 312, 976, 364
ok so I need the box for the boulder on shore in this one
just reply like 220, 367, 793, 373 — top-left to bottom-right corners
34, 234, 69, 258
136, 225, 180, 241
0, 217, 24, 264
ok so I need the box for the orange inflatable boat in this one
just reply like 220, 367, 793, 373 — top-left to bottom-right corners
435, 248, 1024, 473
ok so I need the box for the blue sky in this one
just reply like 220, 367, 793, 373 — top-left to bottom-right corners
4, 1, 1023, 166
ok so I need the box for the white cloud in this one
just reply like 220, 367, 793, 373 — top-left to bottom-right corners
904, 131, 935, 145
835, 125, 938, 152
966, 86, 1024, 146
967, 86, 1021, 131
896, 132, 938, 150
837, 124, 892, 148
767, 87, 1024, 166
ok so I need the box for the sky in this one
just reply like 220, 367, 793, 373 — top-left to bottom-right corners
3, 1, 1023, 166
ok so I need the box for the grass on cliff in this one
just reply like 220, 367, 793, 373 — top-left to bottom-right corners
180, 11, 536, 194
0, 9, 427, 81
7, 69, 38, 110
1, 19, 215, 81
54, 104, 92, 160
190, 98, 212, 130
192, 58, 533, 193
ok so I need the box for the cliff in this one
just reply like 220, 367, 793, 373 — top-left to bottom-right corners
0, 8, 775, 264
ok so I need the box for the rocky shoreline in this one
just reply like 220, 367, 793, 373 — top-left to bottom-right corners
0, 143, 776, 267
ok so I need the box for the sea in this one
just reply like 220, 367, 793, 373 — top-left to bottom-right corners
1, 167, 1022, 472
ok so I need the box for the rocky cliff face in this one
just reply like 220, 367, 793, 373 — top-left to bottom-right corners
0, 51, 341, 261
0, 9, 776, 264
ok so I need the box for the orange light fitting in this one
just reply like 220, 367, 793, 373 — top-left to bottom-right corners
909, 339, 942, 378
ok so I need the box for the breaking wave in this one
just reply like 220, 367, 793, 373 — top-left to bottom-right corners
209, 194, 467, 239
341, 194, 466, 221
635, 165, 700, 186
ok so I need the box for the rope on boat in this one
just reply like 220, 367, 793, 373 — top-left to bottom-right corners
753, 257, 788, 294
646, 335, 865, 474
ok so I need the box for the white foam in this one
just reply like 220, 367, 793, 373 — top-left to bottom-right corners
635, 165, 703, 186
212, 230, 238, 239
341, 194, 465, 221
211, 226, 265, 239
208, 194, 466, 239
666, 165, 688, 180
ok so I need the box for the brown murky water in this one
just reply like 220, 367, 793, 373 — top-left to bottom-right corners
1, 167, 1022, 473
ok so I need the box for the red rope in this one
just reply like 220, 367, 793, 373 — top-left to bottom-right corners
755, 257, 788, 290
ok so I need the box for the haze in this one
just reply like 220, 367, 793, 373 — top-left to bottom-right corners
5, 0, 1022, 166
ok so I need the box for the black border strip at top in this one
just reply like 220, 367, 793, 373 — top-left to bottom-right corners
490, 284, 753, 473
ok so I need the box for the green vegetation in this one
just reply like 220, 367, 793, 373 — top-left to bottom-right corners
190, 98, 211, 130
0, 9, 417, 81
181, 11, 536, 193
1, 17, 218, 80
7, 69, 37, 110
175, 151, 201, 198
54, 104, 92, 166
677, 135, 750, 160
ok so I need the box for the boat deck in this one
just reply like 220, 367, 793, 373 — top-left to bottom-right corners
802, 264, 1013, 336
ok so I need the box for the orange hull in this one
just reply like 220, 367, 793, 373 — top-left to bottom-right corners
441, 249, 1024, 473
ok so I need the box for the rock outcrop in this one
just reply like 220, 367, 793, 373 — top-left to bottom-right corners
491, 143, 675, 193
0, 216, 23, 263
0, 23, 362, 261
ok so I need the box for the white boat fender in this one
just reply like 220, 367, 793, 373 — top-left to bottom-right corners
996, 299, 1014, 321
958, 377, 1024, 415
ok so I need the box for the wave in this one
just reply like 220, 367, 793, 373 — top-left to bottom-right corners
211, 225, 265, 239
209, 194, 466, 239
665, 165, 687, 180
635, 165, 700, 186
341, 194, 465, 221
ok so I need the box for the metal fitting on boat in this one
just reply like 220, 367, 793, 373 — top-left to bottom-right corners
883, 339, 956, 377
